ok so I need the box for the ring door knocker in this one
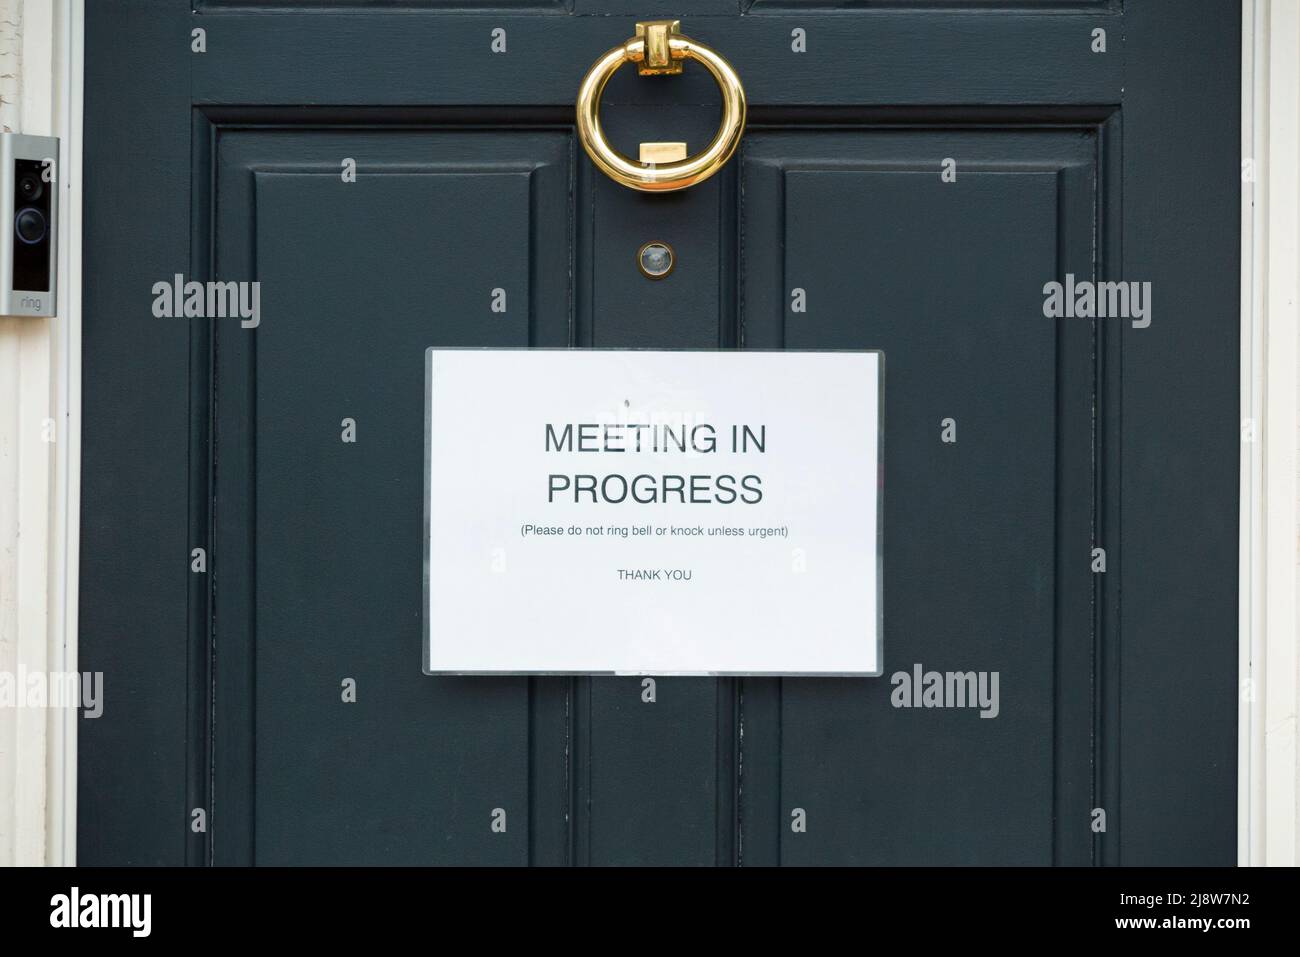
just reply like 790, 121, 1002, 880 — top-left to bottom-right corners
576, 20, 747, 193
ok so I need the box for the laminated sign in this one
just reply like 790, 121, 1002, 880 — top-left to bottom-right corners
424, 349, 883, 675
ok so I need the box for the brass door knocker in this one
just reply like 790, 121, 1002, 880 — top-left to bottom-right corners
576, 20, 747, 193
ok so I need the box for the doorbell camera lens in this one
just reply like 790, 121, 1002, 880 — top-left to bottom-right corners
15, 207, 46, 245
17, 173, 42, 202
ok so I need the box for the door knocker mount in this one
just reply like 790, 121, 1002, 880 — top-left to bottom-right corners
576, 20, 747, 193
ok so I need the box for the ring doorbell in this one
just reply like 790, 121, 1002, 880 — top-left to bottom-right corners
0, 133, 58, 317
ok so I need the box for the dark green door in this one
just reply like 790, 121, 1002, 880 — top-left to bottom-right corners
80, 1, 1240, 865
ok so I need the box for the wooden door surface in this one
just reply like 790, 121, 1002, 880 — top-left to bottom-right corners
80, 0, 1240, 865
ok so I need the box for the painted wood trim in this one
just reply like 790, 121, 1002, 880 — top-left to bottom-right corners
1241, 0, 1300, 868
1261, 0, 1299, 869
0, 0, 81, 868
45, 0, 83, 869
0, 0, 51, 869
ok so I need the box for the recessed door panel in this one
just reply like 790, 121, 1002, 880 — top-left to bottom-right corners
209, 130, 571, 864
739, 130, 1101, 864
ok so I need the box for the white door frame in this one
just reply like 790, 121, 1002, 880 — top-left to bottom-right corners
6, 0, 1294, 867
45, 0, 83, 870
0, 0, 82, 867
1240, 0, 1299, 867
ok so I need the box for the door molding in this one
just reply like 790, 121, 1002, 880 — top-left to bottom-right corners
48, 0, 83, 870
1240, 0, 1299, 868
41, 0, 83, 869
0, 0, 82, 867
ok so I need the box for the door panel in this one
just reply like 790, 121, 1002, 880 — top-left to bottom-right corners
207, 130, 571, 864
739, 130, 1100, 864
81, 1, 1240, 865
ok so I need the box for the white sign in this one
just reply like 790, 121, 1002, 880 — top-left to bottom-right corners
424, 349, 882, 676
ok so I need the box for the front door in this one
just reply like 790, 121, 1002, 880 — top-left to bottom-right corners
80, 0, 1240, 865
